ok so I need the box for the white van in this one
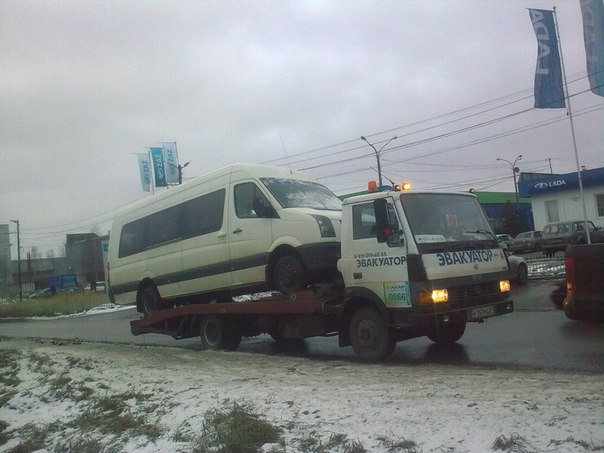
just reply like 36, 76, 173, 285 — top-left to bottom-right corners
107, 163, 342, 315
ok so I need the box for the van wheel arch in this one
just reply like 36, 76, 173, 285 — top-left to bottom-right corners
137, 280, 160, 315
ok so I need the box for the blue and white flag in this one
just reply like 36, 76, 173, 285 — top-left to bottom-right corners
581, 0, 604, 97
137, 154, 151, 192
163, 142, 179, 184
150, 147, 167, 187
529, 9, 566, 108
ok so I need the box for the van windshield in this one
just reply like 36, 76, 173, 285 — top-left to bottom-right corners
260, 178, 342, 210
399, 193, 497, 253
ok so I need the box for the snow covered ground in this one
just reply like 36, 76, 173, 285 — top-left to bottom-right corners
1, 335, 602, 453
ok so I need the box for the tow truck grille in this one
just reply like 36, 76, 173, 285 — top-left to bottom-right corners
447, 281, 501, 308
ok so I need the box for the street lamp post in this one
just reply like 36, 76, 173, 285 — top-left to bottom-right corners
178, 161, 191, 185
10, 219, 22, 302
497, 155, 523, 203
360, 136, 398, 189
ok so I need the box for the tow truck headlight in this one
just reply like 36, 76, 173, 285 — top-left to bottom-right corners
312, 215, 336, 238
500, 280, 511, 293
419, 289, 448, 304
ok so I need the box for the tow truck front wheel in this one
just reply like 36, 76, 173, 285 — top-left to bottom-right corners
427, 321, 466, 345
200, 315, 242, 351
349, 307, 396, 361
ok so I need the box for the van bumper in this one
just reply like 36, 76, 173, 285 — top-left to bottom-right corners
297, 242, 340, 271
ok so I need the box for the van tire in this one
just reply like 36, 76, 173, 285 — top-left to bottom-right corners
200, 315, 242, 351
427, 321, 466, 345
140, 285, 163, 317
273, 255, 305, 294
349, 307, 395, 361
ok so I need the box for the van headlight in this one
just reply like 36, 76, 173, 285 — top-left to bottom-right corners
312, 215, 336, 237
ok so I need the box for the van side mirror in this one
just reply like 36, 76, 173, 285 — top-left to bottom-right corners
373, 199, 403, 246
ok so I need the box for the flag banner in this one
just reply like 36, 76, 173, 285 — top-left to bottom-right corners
581, 0, 604, 97
163, 142, 179, 184
137, 154, 151, 192
150, 147, 167, 187
529, 9, 566, 108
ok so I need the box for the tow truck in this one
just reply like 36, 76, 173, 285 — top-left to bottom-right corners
130, 182, 513, 361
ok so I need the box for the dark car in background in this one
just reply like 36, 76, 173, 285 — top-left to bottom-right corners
541, 220, 604, 257
508, 230, 542, 253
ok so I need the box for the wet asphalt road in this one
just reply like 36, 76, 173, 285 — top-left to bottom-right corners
1, 279, 603, 371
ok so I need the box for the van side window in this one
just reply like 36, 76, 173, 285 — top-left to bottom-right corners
182, 189, 226, 238
147, 205, 181, 248
235, 183, 272, 218
119, 218, 146, 258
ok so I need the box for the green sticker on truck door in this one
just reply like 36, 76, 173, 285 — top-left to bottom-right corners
384, 282, 411, 307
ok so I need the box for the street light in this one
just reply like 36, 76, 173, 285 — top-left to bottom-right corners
10, 219, 22, 302
497, 154, 522, 202
360, 135, 398, 189
165, 160, 191, 185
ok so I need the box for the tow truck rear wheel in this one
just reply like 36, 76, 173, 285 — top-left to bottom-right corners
349, 307, 396, 361
427, 321, 466, 345
199, 315, 242, 351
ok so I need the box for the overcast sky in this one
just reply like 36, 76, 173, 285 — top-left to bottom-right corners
1, 0, 603, 257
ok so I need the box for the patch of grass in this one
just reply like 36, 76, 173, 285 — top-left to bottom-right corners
549, 436, 604, 451
6, 422, 55, 453
0, 292, 107, 318
195, 401, 282, 453
377, 434, 419, 452
0, 420, 9, 447
72, 392, 162, 440
294, 432, 366, 453
492, 433, 532, 452
0, 349, 20, 408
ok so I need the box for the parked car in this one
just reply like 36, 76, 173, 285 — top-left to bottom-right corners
27, 288, 54, 299
496, 234, 512, 248
540, 220, 604, 257
84, 281, 107, 292
507, 253, 528, 285
508, 230, 542, 253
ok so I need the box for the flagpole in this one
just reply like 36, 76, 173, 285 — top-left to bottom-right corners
553, 7, 591, 244
149, 149, 155, 195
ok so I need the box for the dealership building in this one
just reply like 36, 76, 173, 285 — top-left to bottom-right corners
518, 167, 604, 230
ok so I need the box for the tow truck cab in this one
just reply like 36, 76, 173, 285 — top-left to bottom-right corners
337, 186, 513, 358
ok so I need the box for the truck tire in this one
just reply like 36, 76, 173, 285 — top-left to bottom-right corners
140, 285, 163, 317
427, 321, 466, 345
273, 255, 305, 294
349, 307, 395, 361
517, 262, 528, 285
200, 315, 242, 351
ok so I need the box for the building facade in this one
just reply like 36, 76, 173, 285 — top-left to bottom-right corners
518, 167, 604, 230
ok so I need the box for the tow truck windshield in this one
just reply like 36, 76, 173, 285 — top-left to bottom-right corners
400, 193, 497, 253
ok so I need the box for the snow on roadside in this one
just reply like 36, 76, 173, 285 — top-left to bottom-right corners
0, 337, 602, 452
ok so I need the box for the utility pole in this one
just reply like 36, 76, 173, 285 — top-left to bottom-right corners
10, 219, 22, 302
360, 136, 398, 189
497, 155, 522, 203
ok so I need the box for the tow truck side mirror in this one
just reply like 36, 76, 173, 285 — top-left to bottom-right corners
373, 199, 403, 246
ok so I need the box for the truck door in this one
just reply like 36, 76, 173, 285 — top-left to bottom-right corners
345, 199, 411, 308
228, 181, 275, 287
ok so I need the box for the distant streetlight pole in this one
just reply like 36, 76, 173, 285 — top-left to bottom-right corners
178, 161, 191, 185
165, 160, 191, 185
10, 219, 22, 302
360, 136, 398, 189
497, 154, 522, 203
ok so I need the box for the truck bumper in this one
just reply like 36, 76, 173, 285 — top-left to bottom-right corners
390, 299, 514, 328
564, 294, 604, 321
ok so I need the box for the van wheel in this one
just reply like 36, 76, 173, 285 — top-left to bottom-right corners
427, 321, 466, 345
141, 285, 163, 317
200, 316, 241, 351
349, 307, 396, 361
273, 255, 305, 294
